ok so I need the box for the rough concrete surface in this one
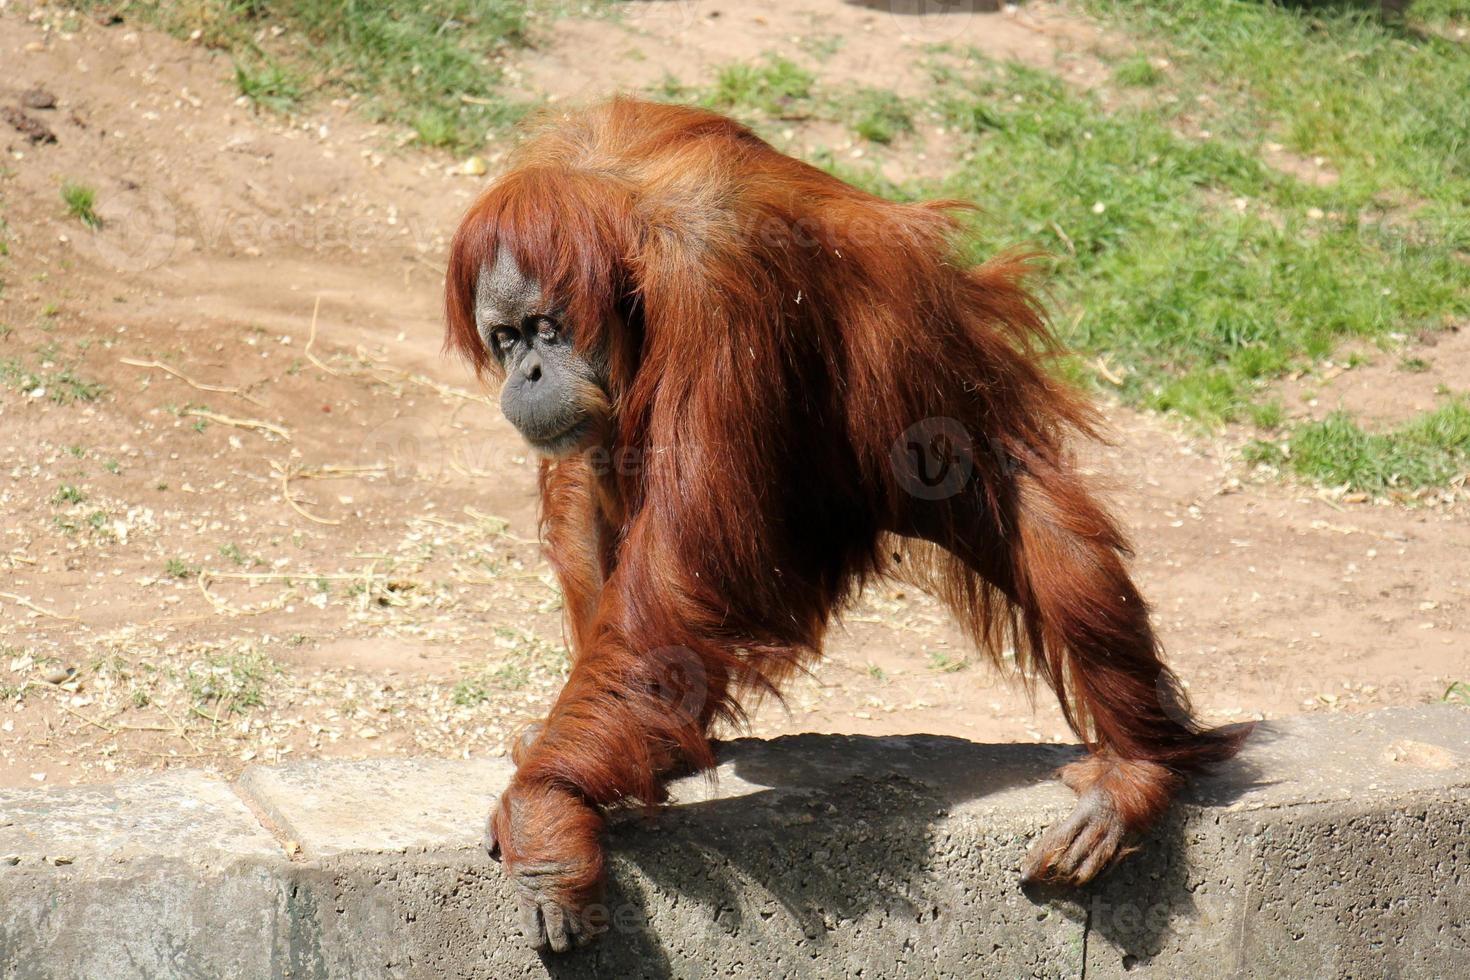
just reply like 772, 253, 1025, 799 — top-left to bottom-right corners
1, 706, 1467, 979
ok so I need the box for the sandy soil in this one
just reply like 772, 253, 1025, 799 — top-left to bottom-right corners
0, 1, 1465, 789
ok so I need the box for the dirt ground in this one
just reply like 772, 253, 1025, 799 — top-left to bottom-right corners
0, 1, 1465, 789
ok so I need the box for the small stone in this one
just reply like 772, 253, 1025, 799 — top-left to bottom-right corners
50, 855, 74, 866
1, 855, 19, 866
459, 155, 488, 176
21, 88, 56, 110
42, 666, 74, 685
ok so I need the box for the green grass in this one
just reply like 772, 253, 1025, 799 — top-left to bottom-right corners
927, 650, 971, 673
453, 630, 567, 705
1111, 53, 1164, 87
706, 54, 815, 117
451, 662, 531, 705
925, 57, 1470, 425
164, 558, 196, 580
1246, 400, 1470, 493
51, 484, 86, 506
233, 57, 304, 114
187, 650, 277, 713
1080, 1, 1470, 219
218, 542, 260, 567
60, 182, 100, 229
1033, 0, 1470, 493
1, 358, 106, 404
847, 88, 915, 144
697, 57, 917, 146
83, 0, 533, 150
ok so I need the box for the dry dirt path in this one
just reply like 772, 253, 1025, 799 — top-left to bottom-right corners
0, 3, 1464, 788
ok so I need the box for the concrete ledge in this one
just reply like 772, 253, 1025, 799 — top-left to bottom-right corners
2, 706, 1467, 978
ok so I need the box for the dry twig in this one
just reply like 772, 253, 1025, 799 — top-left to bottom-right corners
0, 591, 77, 621
185, 408, 290, 440
120, 357, 265, 407
271, 460, 342, 526
304, 295, 342, 376
196, 572, 293, 617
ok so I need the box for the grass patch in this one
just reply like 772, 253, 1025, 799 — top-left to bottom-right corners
453, 629, 567, 705
60, 182, 100, 229
451, 662, 530, 705
218, 542, 261, 567
847, 88, 915, 144
233, 56, 305, 114
46, 369, 105, 404
187, 649, 277, 714
706, 54, 815, 117
1, 357, 105, 404
1248, 400, 1470, 493
51, 484, 86, 505
927, 650, 970, 673
1081, 0, 1470, 219
1111, 53, 1163, 87
919, 53, 1469, 425
164, 558, 196, 580
83, 0, 533, 150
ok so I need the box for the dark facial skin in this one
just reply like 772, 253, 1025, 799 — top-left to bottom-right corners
475, 249, 603, 456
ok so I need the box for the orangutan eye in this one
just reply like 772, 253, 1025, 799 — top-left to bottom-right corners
490, 327, 517, 353
531, 316, 559, 344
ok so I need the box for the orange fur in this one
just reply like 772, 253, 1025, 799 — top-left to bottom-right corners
446, 97, 1245, 918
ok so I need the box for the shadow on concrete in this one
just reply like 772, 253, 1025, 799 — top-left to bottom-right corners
537, 730, 1261, 978
1067, 722, 1273, 973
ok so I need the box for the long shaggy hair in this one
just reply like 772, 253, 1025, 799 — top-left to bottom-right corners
447, 98, 1242, 905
